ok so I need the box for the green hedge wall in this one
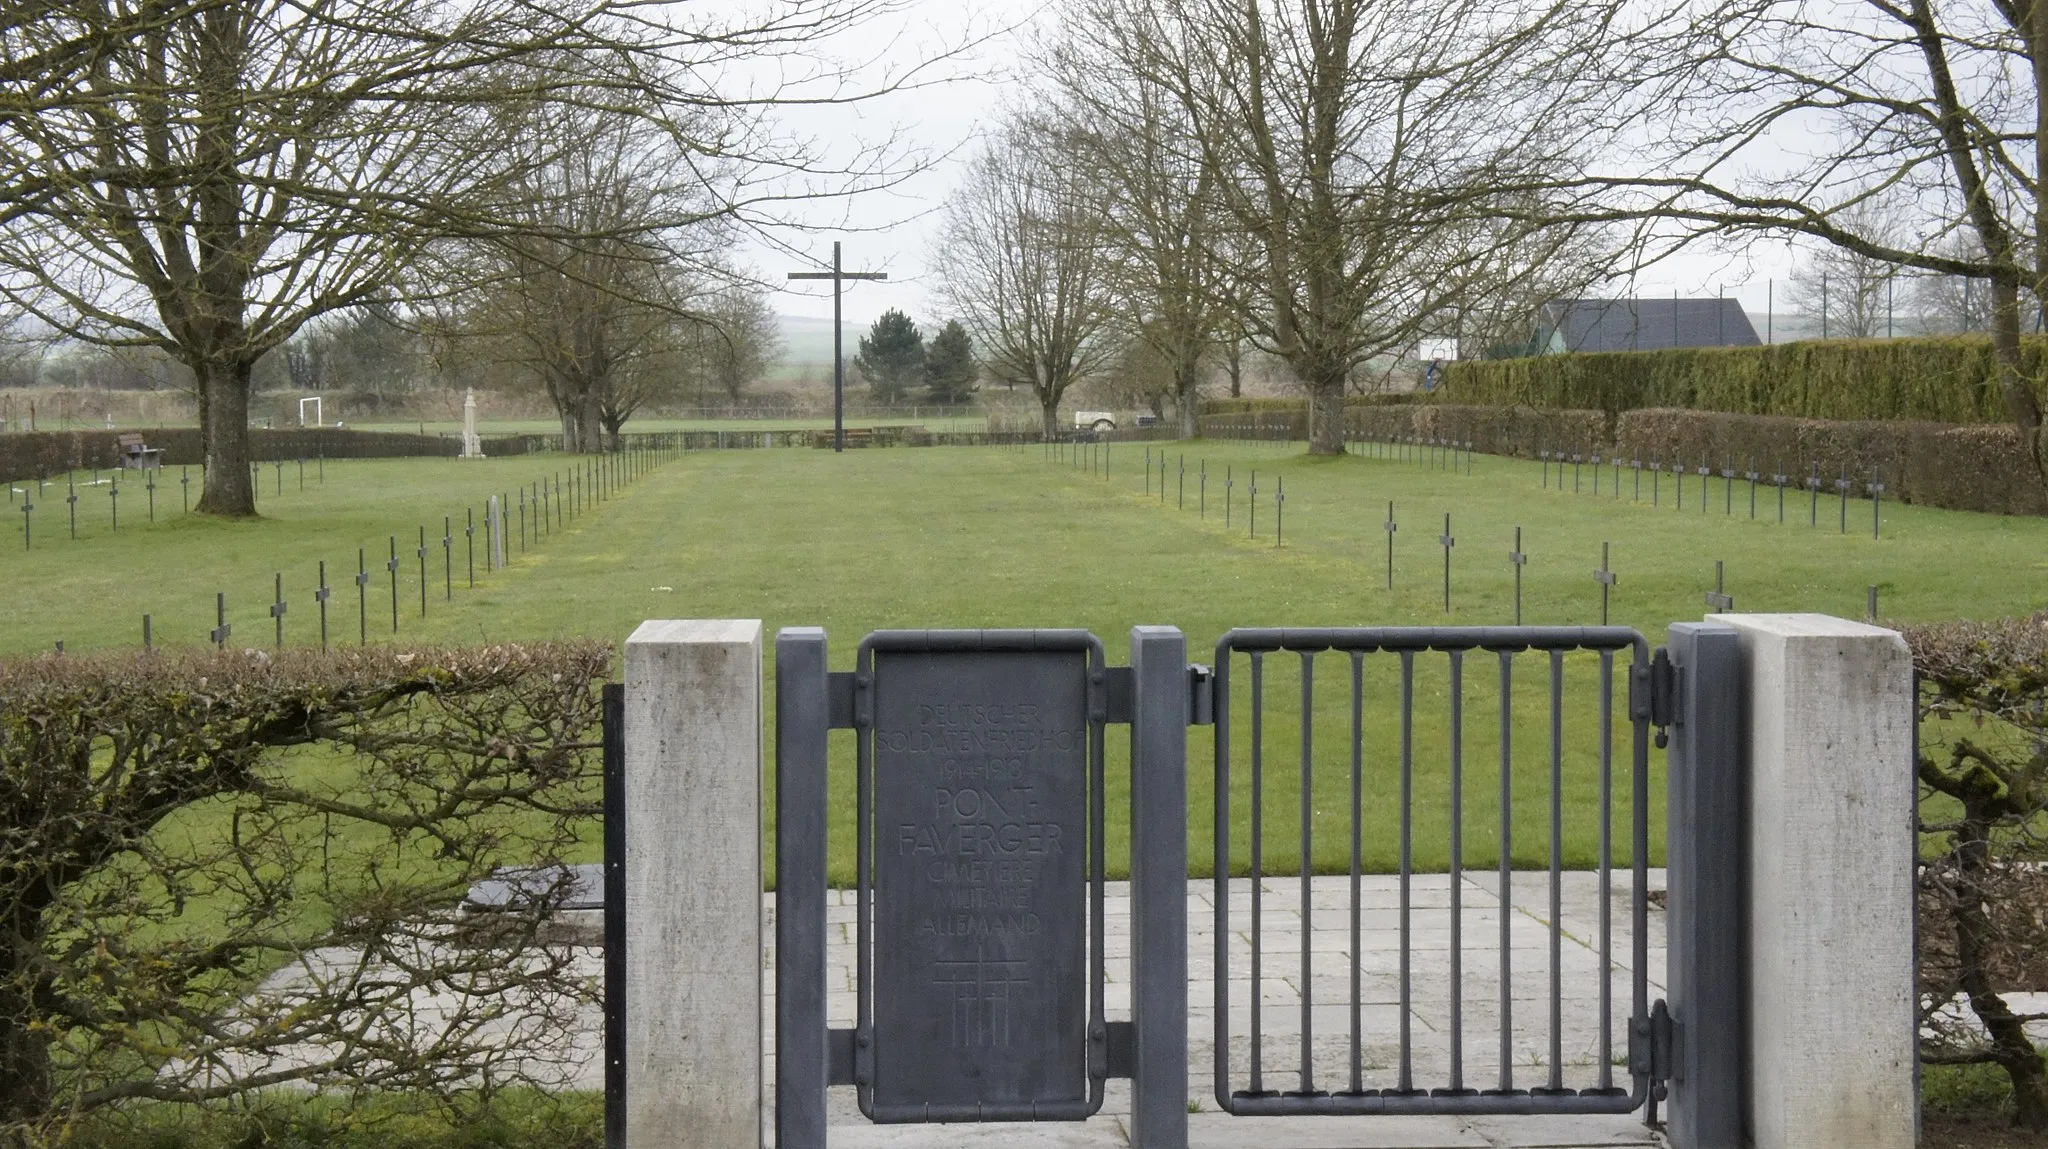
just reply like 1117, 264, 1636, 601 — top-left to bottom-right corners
1435, 336, 2047, 423
1196, 402, 2046, 516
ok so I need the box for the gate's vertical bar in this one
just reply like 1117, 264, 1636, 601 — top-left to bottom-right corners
1597, 650, 1616, 1092
1348, 652, 1365, 1095
1664, 622, 1747, 1148
1248, 652, 1266, 1095
1397, 650, 1415, 1093
1448, 650, 1467, 1094
1546, 651, 1565, 1093
1130, 626, 1190, 1149
1213, 645, 1234, 1110
775, 629, 830, 1149
602, 683, 626, 1149
1298, 653, 1315, 1093
1496, 651, 1515, 1093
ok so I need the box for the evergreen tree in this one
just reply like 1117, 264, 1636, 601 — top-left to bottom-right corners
853, 309, 925, 403
923, 320, 978, 403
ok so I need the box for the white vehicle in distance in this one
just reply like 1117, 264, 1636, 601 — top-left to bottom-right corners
1073, 410, 1117, 432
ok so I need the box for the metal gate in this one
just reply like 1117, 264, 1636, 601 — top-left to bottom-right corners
759, 621, 1746, 1149
1204, 627, 1659, 1115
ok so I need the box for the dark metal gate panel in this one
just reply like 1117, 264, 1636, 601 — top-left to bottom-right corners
1209, 626, 1656, 1116
854, 630, 1110, 1123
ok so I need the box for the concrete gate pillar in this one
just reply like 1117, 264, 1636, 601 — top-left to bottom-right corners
1720, 614, 1914, 1149
624, 619, 764, 1149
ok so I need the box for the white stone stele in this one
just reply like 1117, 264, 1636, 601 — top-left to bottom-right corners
461, 388, 484, 459
1718, 613, 1915, 1149
625, 619, 764, 1149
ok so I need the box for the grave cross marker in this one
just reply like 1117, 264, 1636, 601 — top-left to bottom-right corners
1248, 471, 1258, 537
1721, 460, 1735, 514
356, 549, 370, 645
1199, 459, 1207, 517
316, 561, 331, 652
67, 474, 77, 538
1633, 458, 1642, 501
466, 508, 476, 587
1178, 455, 1185, 509
1867, 584, 1880, 621
417, 528, 429, 616
19, 497, 29, 549
1438, 514, 1455, 612
443, 517, 453, 599
211, 592, 231, 649
1696, 460, 1711, 513
1835, 469, 1851, 532
1595, 542, 1617, 625
1705, 560, 1734, 613
1225, 466, 1234, 528
1541, 448, 1550, 488
1508, 526, 1528, 625
1774, 468, 1788, 522
146, 473, 156, 522
1384, 501, 1397, 589
1807, 469, 1821, 525
1746, 458, 1760, 519
1870, 466, 1884, 538
1652, 458, 1662, 505
143, 614, 151, 651
270, 572, 287, 649
387, 536, 401, 633
108, 479, 117, 532
181, 467, 190, 513
1274, 477, 1283, 547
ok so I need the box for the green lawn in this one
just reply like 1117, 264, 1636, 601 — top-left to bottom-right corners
7, 439, 2044, 881
350, 414, 991, 435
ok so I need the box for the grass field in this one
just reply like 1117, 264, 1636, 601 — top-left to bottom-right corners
6, 438, 2044, 884
350, 414, 993, 435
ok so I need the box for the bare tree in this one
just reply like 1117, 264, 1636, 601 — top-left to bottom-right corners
1561, 0, 2048, 481
0, 0, 925, 513
1039, 4, 1228, 437
933, 118, 1119, 438
1092, 0, 1622, 453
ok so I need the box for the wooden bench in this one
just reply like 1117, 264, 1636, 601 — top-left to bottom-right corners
116, 432, 163, 470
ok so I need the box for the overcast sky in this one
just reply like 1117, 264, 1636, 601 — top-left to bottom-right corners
750, 0, 1806, 329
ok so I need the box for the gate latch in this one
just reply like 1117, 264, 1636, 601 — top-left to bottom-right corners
1631, 999, 1676, 1097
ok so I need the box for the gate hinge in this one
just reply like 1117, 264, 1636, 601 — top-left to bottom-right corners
1102, 666, 1136, 725
827, 1026, 858, 1086
826, 672, 859, 729
1631, 1000, 1676, 1096
1103, 1020, 1135, 1079
1634, 648, 1677, 747
1187, 664, 1215, 726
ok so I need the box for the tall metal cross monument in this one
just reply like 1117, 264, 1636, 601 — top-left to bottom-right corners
787, 241, 887, 452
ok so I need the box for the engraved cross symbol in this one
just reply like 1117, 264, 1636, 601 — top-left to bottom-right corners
932, 948, 1031, 1048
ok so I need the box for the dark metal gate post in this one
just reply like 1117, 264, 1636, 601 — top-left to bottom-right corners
1663, 622, 1746, 1148
1129, 626, 1190, 1149
775, 628, 832, 1149
601, 684, 626, 1149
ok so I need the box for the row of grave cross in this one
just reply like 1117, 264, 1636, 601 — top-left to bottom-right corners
1045, 438, 1891, 624
1536, 449, 1886, 539
7, 458, 334, 548
40, 441, 681, 653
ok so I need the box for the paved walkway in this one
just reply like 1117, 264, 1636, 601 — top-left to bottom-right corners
778, 871, 1666, 1148
213, 871, 1668, 1148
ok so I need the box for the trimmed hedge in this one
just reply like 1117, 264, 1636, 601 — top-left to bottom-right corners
0, 428, 558, 481
1197, 402, 2046, 516
1199, 394, 1426, 415
1435, 336, 2046, 423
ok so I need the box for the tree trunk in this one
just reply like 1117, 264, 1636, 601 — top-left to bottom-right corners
576, 390, 605, 453
1041, 395, 1060, 440
1953, 812, 2048, 1128
194, 359, 257, 516
0, 920, 51, 1133
1306, 370, 1346, 455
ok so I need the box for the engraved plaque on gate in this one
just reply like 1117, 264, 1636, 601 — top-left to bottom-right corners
870, 650, 1089, 1113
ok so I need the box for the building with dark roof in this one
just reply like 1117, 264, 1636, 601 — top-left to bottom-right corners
1535, 298, 1762, 354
